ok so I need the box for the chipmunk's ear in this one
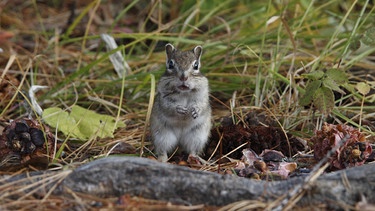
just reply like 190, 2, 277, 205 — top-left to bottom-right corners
193, 45, 203, 60
165, 43, 175, 60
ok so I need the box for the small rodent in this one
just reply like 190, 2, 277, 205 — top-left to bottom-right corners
150, 43, 211, 162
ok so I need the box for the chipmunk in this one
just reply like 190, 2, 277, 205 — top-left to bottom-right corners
150, 43, 211, 162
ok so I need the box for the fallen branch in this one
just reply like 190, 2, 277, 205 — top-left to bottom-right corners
56, 156, 375, 208
1, 156, 374, 209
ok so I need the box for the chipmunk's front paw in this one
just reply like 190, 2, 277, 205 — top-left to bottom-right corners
191, 107, 200, 119
176, 105, 188, 115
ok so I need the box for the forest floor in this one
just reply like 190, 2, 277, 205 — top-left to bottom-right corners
0, 1, 375, 210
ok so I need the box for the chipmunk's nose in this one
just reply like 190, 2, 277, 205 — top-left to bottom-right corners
179, 73, 188, 81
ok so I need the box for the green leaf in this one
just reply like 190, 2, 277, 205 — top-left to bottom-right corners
356, 82, 371, 96
325, 69, 348, 85
42, 107, 82, 138
362, 27, 375, 46
300, 80, 322, 106
43, 105, 125, 140
70, 105, 125, 139
323, 77, 345, 94
313, 86, 334, 115
302, 70, 325, 80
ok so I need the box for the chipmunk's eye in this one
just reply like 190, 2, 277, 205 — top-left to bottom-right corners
168, 60, 175, 69
193, 61, 199, 70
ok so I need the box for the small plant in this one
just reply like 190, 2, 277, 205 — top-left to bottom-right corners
311, 123, 372, 170
299, 68, 348, 115
350, 27, 375, 51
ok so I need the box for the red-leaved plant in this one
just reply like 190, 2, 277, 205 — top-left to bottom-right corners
312, 123, 372, 170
